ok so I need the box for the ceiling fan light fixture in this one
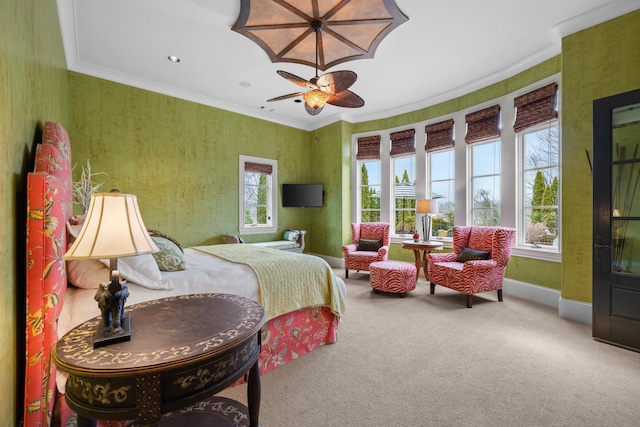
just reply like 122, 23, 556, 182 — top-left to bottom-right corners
303, 90, 330, 109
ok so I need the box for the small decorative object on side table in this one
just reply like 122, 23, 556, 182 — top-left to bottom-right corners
53, 294, 266, 427
401, 240, 444, 280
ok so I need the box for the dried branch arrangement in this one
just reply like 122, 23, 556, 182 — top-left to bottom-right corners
72, 159, 107, 214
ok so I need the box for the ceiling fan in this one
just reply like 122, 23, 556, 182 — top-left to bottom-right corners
267, 20, 365, 116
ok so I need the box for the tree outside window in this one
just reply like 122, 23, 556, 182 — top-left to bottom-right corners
522, 125, 559, 246
360, 161, 381, 222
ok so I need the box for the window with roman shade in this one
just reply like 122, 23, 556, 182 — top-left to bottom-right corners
389, 129, 416, 235
244, 161, 272, 175
390, 129, 416, 157
239, 155, 277, 233
513, 83, 558, 133
357, 135, 382, 223
426, 119, 456, 235
356, 135, 381, 160
465, 105, 500, 144
425, 119, 454, 152
515, 82, 560, 251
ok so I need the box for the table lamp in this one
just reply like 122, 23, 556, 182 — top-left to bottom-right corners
64, 191, 158, 347
416, 199, 438, 242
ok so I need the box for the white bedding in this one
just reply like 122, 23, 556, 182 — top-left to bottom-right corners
57, 248, 265, 339
57, 247, 346, 393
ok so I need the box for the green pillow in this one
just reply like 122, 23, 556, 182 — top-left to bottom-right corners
456, 247, 491, 262
357, 238, 382, 252
151, 236, 186, 271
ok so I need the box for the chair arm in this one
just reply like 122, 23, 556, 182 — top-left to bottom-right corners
461, 259, 497, 271
342, 243, 357, 255
297, 230, 307, 251
428, 252, 457, 263
376, 245, 389, 259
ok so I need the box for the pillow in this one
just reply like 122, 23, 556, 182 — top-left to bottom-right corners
151, 236, 186, 271
67, 259, 110, 289
283, 230, 300, 242
102, 254, 169, 290
456, 247, 491, 262
357, 238, 382, 252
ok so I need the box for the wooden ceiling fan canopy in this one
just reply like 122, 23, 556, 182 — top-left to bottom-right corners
232, 0, 409, 71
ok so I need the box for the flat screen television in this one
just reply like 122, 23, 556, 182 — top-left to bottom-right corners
282, 184, 324, 207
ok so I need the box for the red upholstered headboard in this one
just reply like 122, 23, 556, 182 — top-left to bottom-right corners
24, 122, 73, 426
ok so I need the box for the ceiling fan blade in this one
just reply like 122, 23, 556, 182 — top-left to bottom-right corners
316, 70, 357, 94
277, 70, 318, 90
267, 92, 305, 102
327, 90, 365, 108
304, 102, 324, 116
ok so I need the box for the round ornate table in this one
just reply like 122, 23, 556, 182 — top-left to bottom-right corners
53, 293, 266, 426
401, 240, 444, 280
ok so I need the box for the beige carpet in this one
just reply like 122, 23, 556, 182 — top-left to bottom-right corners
220, 270, 640, 426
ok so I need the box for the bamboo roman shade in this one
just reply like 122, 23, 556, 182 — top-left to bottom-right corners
389, 129, 416, 157
244, 161, 272, 175
513, 82, 558, 132
465, 105, 501, 144
356, 135, 381, 160
425, 119, 454, 152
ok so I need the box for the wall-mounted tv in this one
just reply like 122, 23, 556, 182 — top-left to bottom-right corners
282, 184, 324, 207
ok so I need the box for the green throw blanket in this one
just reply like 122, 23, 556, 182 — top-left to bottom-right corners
192, 245, 345, 320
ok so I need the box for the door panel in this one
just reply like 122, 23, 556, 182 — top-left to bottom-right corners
593, 88, 640, 352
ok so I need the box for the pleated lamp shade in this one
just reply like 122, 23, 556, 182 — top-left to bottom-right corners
64, 192, 158, 260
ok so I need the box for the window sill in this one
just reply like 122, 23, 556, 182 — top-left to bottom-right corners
511, 246, 561, 262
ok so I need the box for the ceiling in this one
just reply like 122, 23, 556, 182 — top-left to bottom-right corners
56, 0, 639, 131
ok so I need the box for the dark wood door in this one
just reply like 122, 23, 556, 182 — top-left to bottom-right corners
593, 88, 640, 352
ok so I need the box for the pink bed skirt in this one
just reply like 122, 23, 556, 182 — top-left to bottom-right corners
57, 305, 339, 426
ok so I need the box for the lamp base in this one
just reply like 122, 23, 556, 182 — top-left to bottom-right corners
94, 315, 131, 348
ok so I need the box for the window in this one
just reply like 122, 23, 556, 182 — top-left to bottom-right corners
360, 161, 381, 222
393, 155, 416, 234
426, 119, 455, 238
239, 155, 277, 234
357, 135, 381, 222
466, 105, 501, 226
351, 76, 561, 261
471, 140, 501, 225
430, 149, 455, 237
520, 123, 559, 247
514, 82, 559, 251
390, 129, 416, 235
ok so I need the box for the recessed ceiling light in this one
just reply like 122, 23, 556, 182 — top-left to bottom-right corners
168, 55, 181, 63
239, 81, 252, 88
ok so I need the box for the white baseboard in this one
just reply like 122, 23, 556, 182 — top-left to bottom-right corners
314, 256, 593, 325
313, 253, 344, 269
503, 278, 592, 324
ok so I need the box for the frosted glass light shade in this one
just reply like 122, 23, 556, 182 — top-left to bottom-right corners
64, 193, 158, 260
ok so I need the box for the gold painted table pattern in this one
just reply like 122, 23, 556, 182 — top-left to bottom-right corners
53, 293, 266, 426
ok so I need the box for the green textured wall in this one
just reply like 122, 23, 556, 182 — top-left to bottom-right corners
308, 121, 353, 257
0, 0, 69, 423
68, 73, 311, 248
561, 9, 640, 302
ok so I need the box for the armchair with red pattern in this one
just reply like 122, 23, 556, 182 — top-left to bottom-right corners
427, 226, 516, 308
342, 222, 391, 279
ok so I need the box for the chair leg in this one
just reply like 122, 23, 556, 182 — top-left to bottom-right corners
430, 283, 435, 294
497, 289, 503, 302
466, 294, 473, 308
345, 269, 349, 279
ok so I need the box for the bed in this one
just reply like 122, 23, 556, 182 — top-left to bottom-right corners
24, 122, 346, 426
